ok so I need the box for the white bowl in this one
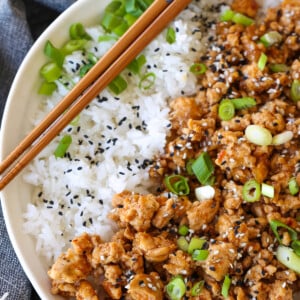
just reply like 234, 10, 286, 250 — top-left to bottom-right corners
0, 0, 110, 299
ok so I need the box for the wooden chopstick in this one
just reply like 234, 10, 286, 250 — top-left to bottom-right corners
0, 0, 192, 190
0, 0, 170, 176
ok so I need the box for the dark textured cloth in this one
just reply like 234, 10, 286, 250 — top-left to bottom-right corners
0, 1, 75, 299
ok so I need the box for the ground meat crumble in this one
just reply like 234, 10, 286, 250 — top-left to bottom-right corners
48, 0, 300, 299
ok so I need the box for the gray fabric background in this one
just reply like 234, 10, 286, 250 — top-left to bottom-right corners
0, 1, 75, 299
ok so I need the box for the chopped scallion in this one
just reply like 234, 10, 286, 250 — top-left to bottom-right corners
192, 249, 209, 261
79, 63, 94, 78
220, 9, 254, 26
112, 20, 129, 36
218, 99, 235, 121
69, 22, 91, 40
40, 62, 62, 82
245, 124, 272, 146
127, 54, 146, 75
166, 27, 176, 44
138, 72, 156, 90
291, 80, 300, 102
61, 40, 87, 55
232, 12, 254, 26
191, 281, 204, 296
260, 31, 282, 47
178, 225, 189, 236
231, 97, 256, 109
166, 276, 186, 300
269, 219, 298, 244
186, 159, 195, 175
187, 237, 206, 254
289, 177, 299, 196
258, 53, 268, 71
261, 183, 274, 198
38, 81, 57, 95
44, 40, 64, 67
191, 152, 214, 185
54, 135, 72, 158
108, 75, 128, 95
292, 240, 300, 256
221, 275, 231, 298
269, 63, 289, 73
177, 236, 189, 252
276, 246, 300, 274
220, 9, 235, 22
98, 35, 118, 42
164, 175, 190, 196
272, 131, 293, 145
190, 63, 207, 75
242, 179, 261, 202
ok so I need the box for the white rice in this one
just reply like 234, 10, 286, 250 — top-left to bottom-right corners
23, 0, 231, 263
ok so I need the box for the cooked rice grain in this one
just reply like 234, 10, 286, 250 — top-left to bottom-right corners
23, 0, 231, 263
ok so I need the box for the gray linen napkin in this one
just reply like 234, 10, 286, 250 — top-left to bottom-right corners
0, 1, 75, 299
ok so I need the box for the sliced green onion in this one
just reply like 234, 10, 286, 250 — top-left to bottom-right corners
260, 31, 282, 47
54, 135, 72, 158
191, 152, 214, 185
177, 236, 189, 252
124, 13, 138, 26
218, 99, 235, 121
138, 72, 156, 90
289, 177, 299, 196
127, 54, 146, 75
186, 159, 195, 175
220, 9, 235, 22
245, 124, 272, 146
40, 62, 62, 82
164, 175, 190, 196
192, 249, 209, 261
242, 179, 261, 202
231, 97, 256, 110
79, 63, 94, 78
276, 246, 300, 274
108, 75, 128, 95
190, 63, 207, 75
105, 1, 125, 16
166, 27, 176, 44
191, 281, 204, 296
44, 40, 64, 67
38, 81, 57, 95
220, 9, 254, 26
101, 12, 123, 31
188, 237, 206, 254
98, 35, 118, 42
178, 225, 189, 236
125, 0, 140, 14
87, 52, 98, 65
232, 12, 254, 26
70, 115, 80, 126
272, 131, 293, 145
221, 275, 231, 298
112, 21, 129, 36
195, 186, 215, 201
166, 276, 186, 300
258, 53, 268, 71
69, 23, 91, 40
291, 240, 300, 256
269, 63, 289, 73
269, 219, 298, 243
291, 80, 300, 102
61, 40, 87, 55
261, 183, 274, 198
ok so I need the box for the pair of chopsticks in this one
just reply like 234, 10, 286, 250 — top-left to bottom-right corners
0, 0, 192, 190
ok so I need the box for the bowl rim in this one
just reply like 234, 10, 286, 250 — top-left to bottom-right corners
0, 0, 110, 298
